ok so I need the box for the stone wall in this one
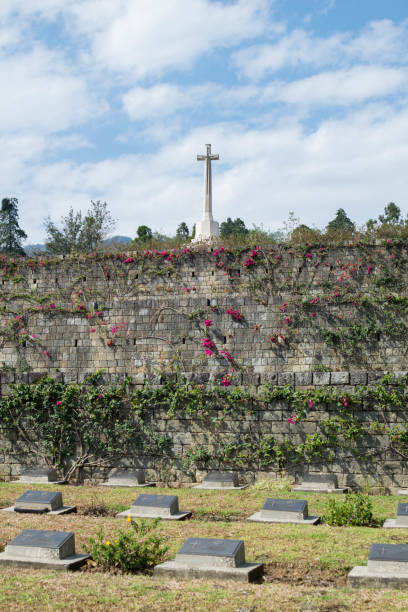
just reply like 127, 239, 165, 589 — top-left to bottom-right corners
0, 243, 407, 488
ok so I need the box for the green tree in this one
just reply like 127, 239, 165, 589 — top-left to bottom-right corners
220, 217, 248, 238
44, 201, 115, 254
176, 222, 189, 238
326, 208, 355, 232
136, 225, 153, 242
378, 202, 402, 225
0, 198, 27, 256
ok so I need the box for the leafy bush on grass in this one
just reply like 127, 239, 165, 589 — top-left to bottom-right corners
323, 492, 376, 526
86, 517, 168, 572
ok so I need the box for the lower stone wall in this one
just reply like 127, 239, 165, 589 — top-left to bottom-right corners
0, 370, 407, 492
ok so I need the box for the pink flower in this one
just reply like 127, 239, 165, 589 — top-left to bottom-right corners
220, 350, 233, 362
305, 253, 312, 258
311, 312, 316, 318
43, 350, 50, 357
49, 304, 56, 309
15, 315, 22, 321
204, 319, 212, 327
90, 327, 96, 333
221, 376, 231, 387
205, 348, 213, 356
270, 335, 277, 343
285, 317, 291, 325
288, 414, 297, 424
112, 325, 119, 334
98, 394, 102, 399
30, 334, 37, 339
341, 397, 349, 407
307, 400, 314, 408
56, 401, 62, 406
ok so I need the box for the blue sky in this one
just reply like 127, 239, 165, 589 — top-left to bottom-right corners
1, 0, 408, 243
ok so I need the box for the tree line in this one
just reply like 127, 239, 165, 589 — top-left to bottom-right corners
0, 197, 406, 256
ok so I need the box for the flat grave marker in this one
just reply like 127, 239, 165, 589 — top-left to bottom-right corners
15, 467, 65, 485
247, 497, 320, 525
117, 494, 191, 520
154, 537, 263, 582
348, 543, 408, 588
195, 471, 247, 490
0, 529, 89, 570
2, 490, 76, 515
292, 473, 346, 493
100, 469, 154, 488
383, 503, 408, 529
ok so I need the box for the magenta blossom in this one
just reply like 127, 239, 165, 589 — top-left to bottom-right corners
49, 304, 56, 309
205, 348, 213, 356
56, 401, 62, 406
204, 319, 212, 327
288, 414, 297, 424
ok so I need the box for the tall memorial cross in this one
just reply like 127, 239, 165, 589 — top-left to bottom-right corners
193, 144, 220, 241
197, 144, 219, 218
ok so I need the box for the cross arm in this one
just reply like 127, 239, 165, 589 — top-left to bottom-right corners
197, 155, 206, 161
210, 154, 219, 160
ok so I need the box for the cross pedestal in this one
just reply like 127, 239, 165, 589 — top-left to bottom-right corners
193, 144, 220, 241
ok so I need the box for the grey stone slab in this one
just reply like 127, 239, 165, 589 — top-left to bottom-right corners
14, 490, 62, 512
383, 519, 408, 529
154, 537, 263, 582
0, 529, 84, 567
294, 372, 312, 386
397, 503, 408, 517
247, 511, 320, 525
117, 494, 191, 520
330, 372, 349, 385
16, 468, 65, 485
348, 565, 408, 588
260, 498, 306, 520
195, 471, 247, 490
177, 538, 244, 566
99, 469, 155, 488
292, 473, 345, 493
369, 543, 408, 564
153, 560, 264, 582
247, 497, 320, 524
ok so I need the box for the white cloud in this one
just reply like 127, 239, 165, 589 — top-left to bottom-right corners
268, 65, 408, 107
233, 19, 408, 79
0, 45, 105, 133
68, 0, 269, 78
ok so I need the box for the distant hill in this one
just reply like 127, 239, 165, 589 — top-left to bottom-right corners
23, 235, 132, 255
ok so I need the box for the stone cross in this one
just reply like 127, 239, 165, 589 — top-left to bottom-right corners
193, 144, 220, 241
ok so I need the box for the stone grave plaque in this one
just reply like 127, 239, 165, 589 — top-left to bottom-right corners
0, 529, 89, 570
301, 473, 337, 488
383, 503, 408, 529
196, 471, 246, 489
293, 472, 345, 493
17, 467, 63, 484
247, 497, 320, 524
261, 498, 307, 520
7, 530, 74, 560
117, 493, 191, 520
176, 538, 245, 568
14, 490, 62, 513
366, 543, 408, 575
2, 490, 76, 516
154, 537, 264, 582
132, 494, 178, 516
396, 503, 408, 526
100, 469, 154, 487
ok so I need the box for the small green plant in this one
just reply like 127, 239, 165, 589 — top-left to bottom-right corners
86, 517, 169, 572
252, 475, 294, 493
323, 492, 376, 527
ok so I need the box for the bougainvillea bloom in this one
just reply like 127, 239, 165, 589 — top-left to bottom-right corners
204, 319, 212, 327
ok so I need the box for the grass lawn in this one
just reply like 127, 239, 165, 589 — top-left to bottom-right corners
1, 481, 408, 611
